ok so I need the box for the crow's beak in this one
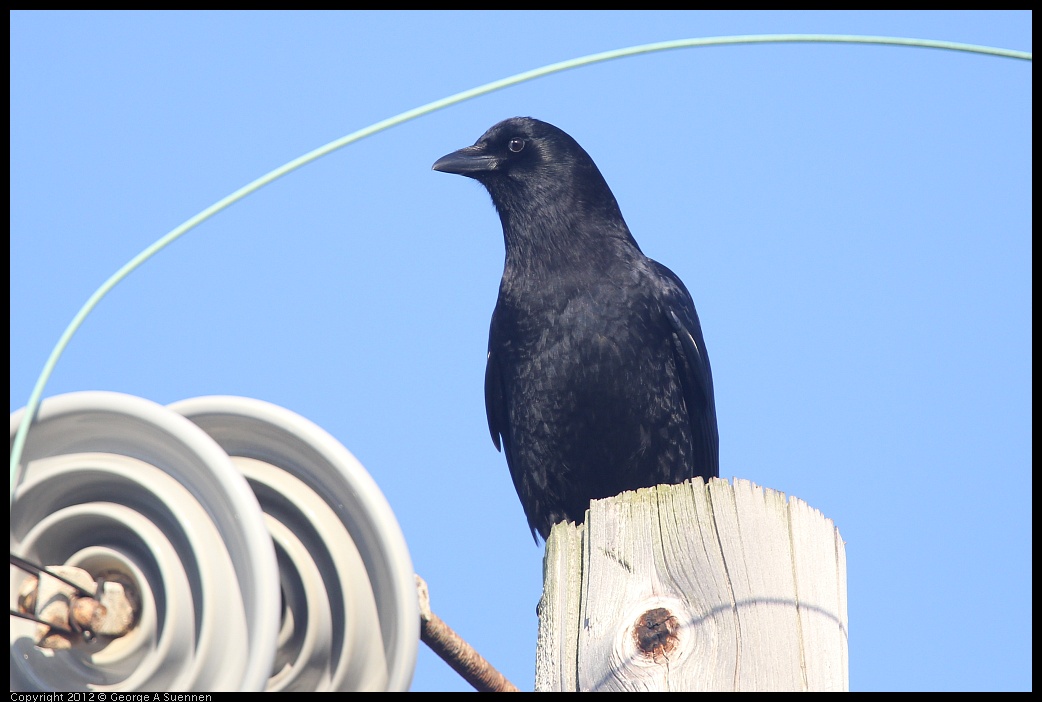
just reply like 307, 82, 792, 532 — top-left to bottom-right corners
432, 145, 497, 176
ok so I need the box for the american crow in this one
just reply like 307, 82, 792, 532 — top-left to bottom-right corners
433, 117, 719, 541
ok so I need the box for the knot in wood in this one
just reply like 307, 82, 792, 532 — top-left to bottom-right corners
633, 607, 679, 663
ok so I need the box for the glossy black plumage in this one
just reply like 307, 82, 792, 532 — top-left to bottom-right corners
433, 117, 719, 541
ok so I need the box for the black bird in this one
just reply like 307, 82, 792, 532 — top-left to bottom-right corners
433, 117, 719, 541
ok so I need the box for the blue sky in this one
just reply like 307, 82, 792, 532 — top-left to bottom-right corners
10, 11, 1031, 692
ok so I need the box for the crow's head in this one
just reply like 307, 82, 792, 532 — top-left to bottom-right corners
432, 116, 587, 180
433, 117, 625, 239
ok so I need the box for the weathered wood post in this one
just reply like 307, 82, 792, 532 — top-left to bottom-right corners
536, 478, 847, 691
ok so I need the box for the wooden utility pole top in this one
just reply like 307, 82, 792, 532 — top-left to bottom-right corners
536, 478, 848, 691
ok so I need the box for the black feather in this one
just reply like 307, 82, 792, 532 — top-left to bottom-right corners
434, 117, 719, 541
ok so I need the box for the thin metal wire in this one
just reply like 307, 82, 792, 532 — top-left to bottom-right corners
10, 553, 97, 598
10, 553, 94, 638
10, 608, 76, 636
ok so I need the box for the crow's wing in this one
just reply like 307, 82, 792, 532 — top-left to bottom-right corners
651, 260, 720, 478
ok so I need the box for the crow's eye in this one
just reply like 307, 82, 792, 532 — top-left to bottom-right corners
508, 138, 525, 153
